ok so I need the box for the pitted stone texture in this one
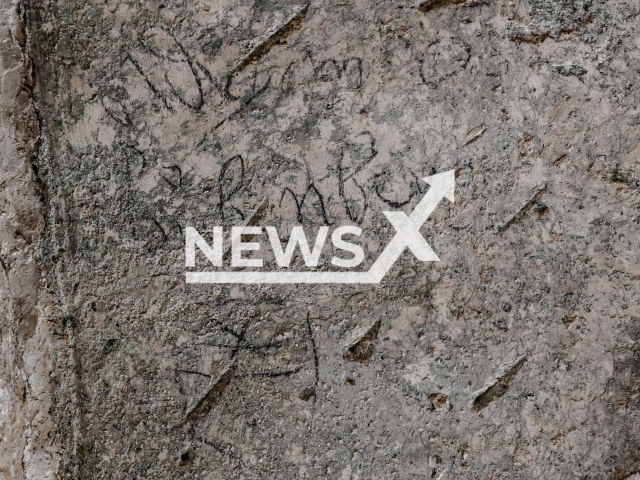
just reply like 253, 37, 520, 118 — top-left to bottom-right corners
12, 0, 640, 478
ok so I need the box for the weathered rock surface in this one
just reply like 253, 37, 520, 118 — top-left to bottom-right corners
0, 0, 638, 478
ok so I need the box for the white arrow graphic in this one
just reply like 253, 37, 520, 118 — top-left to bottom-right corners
366, 169, 454, 282
186, 170, 454, 284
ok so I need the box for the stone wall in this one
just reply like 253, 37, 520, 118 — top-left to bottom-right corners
0, 0, 638, 478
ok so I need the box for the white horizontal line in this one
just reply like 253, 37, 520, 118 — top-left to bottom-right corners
186, 271, 380, 284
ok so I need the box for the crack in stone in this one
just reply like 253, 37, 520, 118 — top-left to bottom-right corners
230, 4, 309, 74
472, 355, 527, 412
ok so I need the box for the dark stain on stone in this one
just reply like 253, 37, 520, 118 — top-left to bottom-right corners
429, 393, 453, 411
299, 386, 315, 401
103, 338, 120, 355
418, 0, 487, 13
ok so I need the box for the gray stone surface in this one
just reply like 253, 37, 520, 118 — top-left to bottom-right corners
0, 0, 638, 478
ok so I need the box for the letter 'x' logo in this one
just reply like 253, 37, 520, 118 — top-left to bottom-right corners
383, 212, 437, 262
186, 170, 454, 284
